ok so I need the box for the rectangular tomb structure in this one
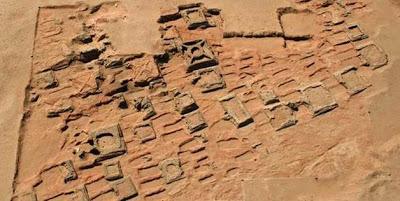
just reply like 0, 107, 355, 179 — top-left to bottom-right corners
133, 121, 156, 143
357, 42, 388, 69
184, 111, 208, 133
193, 67, 225, 93
219, 94, 254, 128
159, 158, 184, 184
259, 89, 279, 105
180, 6, 210, 30
182, 39, 218, 72
327, 31, 351, 46
104, 161, 124, 181
132, 96, 157, 120
160, 25, 182, 52
61, 160, 77, 183
174, 92, 198, 114
334, 66, 369, 95
90, 124, 127, 162
111, 177, 138, 201
346, 23, 368, 41
32, 71, 58, 90
130, 56, 161, 87
265, 103, 297, 131
300, 82, 338, 117
74, 186, 90, 201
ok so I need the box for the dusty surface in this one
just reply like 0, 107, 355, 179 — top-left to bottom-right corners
1, 0, 400, 201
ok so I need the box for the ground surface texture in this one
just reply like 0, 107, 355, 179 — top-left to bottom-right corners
2, 0, 400, 201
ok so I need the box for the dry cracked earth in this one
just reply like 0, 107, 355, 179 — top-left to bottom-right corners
3, 0, 400, 201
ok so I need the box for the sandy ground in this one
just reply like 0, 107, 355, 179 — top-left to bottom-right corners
1, 0, 400, 200
0, 1, 105, 199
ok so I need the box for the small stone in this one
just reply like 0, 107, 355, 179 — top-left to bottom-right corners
61, 160, 78, 183
132, 96, 157, 120
73, 33, 93, 44
90, 4, 102, 14
104, 57, 124, 68
79, 45, 102, 63
30, 92, 39, 102
118, 95, 128, 109
32, 71, 58, 89
47, 101, 74, 118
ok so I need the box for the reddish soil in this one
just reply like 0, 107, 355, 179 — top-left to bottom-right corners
2, 0, 400, 201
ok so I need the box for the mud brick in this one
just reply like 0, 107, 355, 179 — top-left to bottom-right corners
161, 27, 180, 42
160, 25, 182, 52
180, 7, 210, 30
174, 92, 198, 114
112, 177, 138, 201
159, 158, 184, 184
182, 39, 218, 72
327, 31, 351, 45
72, 32, 93, 44
48, 55, 73, 72
104, 161, 123, 181
184, 111, 207, 133
276, 78, 299, 97
133, 121, 156, 143
70, 70, 100, 98
337, 0, 364, 8
131, 56, 161, 87
193, 68, 225, 93
103, 54, 143, 69
46, 100, 74, 118
335, 66, 369, 95
132, 96, 156, 120
178, 2, 203, 10
149, 78, 167, 90
162, 38, 181, 53
357, 42, 388, 69
118, 94, 128, 109
319, 10, 332, 23
90, 124, 127, 162
74, 143, 98, 169
102, 82, 128, 96
160, 25, 178, 40
158, 7, 180, 23
219, 94, 254, 128
346, 23, 368, 41
295, 0, 311, 2
75, 157, 97, 170
265, 103, 297, 131
32, 71, 58, 89
16, 192, 37, 201
61, 160, 77, 183
74, 186, 90, 201
300, 83, 338, 117
79, 45, 102, 63
259, 90, 279, 105
104, 56, 124, 69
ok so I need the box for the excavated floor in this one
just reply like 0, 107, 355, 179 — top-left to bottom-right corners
8, 0, 400, 201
